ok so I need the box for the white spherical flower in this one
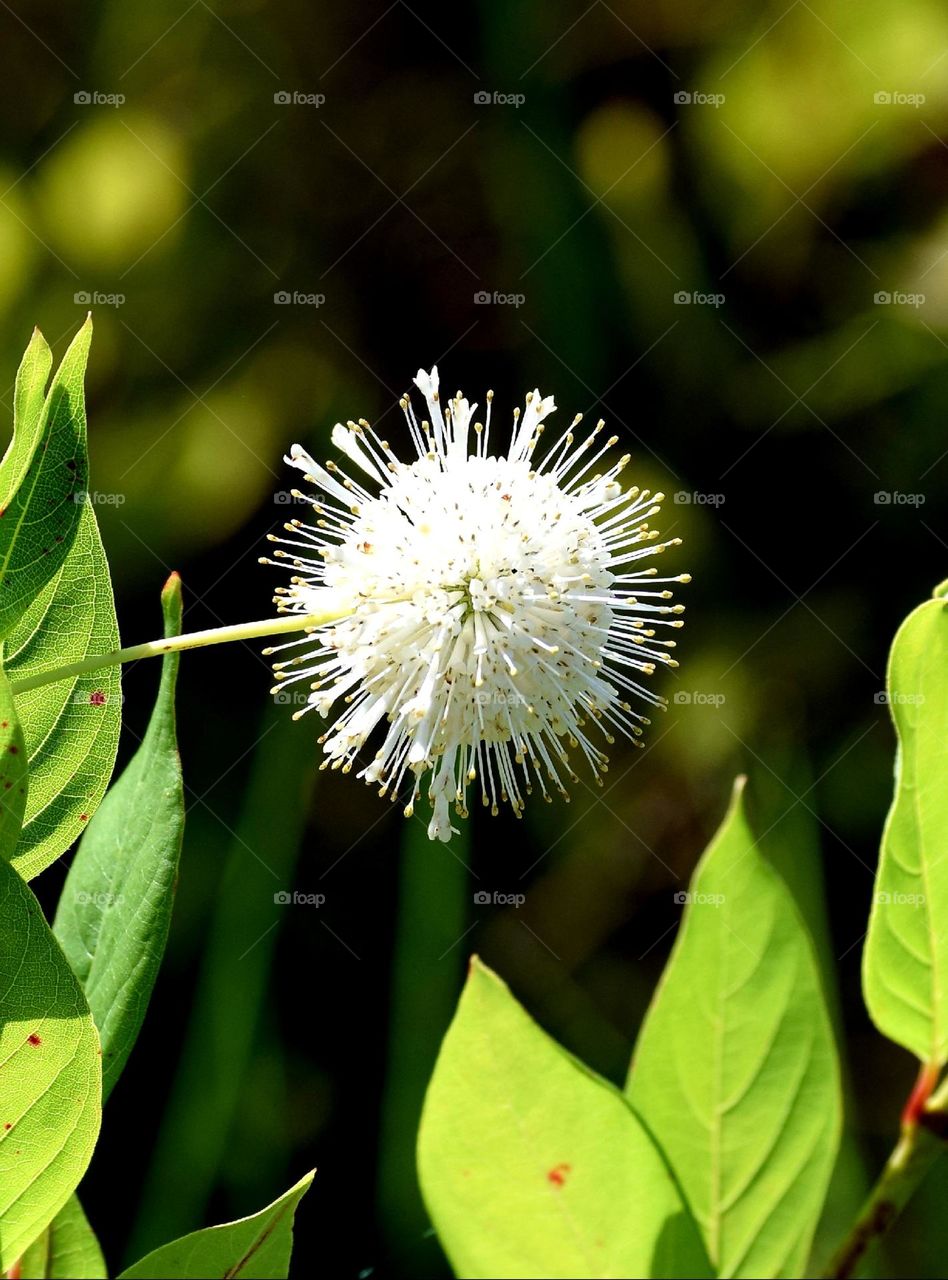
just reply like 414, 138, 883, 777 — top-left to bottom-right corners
263, 367, 688, 841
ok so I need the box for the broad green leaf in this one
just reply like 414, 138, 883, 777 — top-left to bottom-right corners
0, 668, 28, 859
864, 591, 948, 1064
627, 779, 841, 1279
19, 1196, 106, 1279
0, 856, 101, 1272
117, 1171, 314, 1279
417, 957, 712, 1280
6, 503, 121, 880
0, 321, 92, 638
54, 573, 185, 1099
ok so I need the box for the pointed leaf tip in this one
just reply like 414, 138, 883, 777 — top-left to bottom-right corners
628, 782, 841, 1277
54, 555, 186, 1097
420, 953, 711, 1278
117, 1171, 314, 1278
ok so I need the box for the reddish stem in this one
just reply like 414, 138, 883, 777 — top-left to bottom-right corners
901, 1061, 940, 1130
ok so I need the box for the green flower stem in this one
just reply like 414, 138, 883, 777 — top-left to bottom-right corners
825, 1062, 948, 1279
9, 609, 350, 696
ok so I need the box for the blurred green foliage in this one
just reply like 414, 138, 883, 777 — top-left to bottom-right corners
4, 0, 948, 1274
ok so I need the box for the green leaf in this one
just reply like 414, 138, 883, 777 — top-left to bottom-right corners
117, 1171, 314, 1279
5, 503, 121, 880
417, 957, 712, 1280
127, 702, 315, 1259
54, 573, 185, 1099
0, 321, 92, 639
627, 779, 841, 1279
8, 328, 52, 481
864, 593, 948, 1065
0, 856, 101, 1272
19, 1196, 106, 1279
0, 668, 28, 860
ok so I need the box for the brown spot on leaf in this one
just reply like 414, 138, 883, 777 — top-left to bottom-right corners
27, 1034, 41, 1046
547, 1163, 571, 1188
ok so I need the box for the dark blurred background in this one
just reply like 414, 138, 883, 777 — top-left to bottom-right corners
3, 0, 948, 1275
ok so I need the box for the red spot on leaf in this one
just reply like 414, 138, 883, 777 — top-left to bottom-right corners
8, 746, 17, 755
89, 691, 106, 707
27, 1034, 41, 1046
79, 813, 88, 822
3, 1123, 10, 1130
547, 1163, 571, 1188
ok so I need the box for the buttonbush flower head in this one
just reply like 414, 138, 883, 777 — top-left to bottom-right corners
263, 368, 688, 841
